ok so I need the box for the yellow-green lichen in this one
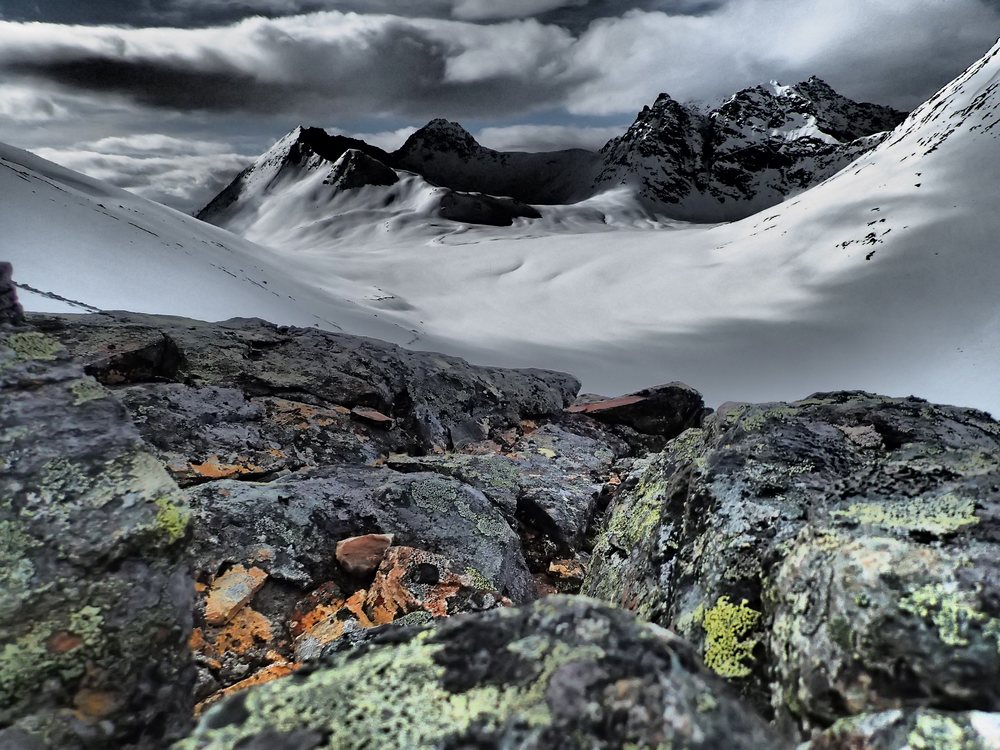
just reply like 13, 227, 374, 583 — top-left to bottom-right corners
464, 567, 494, 591
834, 494, 979, 535
68, 378, 108, 406
907, 713, 975, 750
3, 332, 64, 363
697, 596, 761, 679
900, 583, 998, 648
179, 630, 604, 750
155, 495, 191, 544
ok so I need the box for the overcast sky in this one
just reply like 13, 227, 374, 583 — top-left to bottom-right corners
1, 0, 998, 212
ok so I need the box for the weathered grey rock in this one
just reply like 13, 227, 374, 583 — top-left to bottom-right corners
186, 466, 531, 600
31, 312, 580, 454
0, 262, 24, 324
176, 596, 786, 750
0, 325, 194, 748
116, 384, 386, 486
567, 382, 708, 451
390, 421, 626, 550
584, 392, 1000, 730
804, 710, 1000, 749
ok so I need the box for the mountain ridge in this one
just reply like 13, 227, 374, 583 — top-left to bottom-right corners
197, 76, 906, 227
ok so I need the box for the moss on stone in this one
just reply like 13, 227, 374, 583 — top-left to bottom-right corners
834, 494, 979, 536
698, 596, 761, 679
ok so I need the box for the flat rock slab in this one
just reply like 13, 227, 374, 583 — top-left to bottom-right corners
31, 312, 580, 454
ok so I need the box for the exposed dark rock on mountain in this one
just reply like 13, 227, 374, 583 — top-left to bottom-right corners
198, 78, 905, 230
597, 79, 906, 220
177, 597, 784, 750
584, 392, 1000, 731
325, 149, 399, 191
0, 320, 194, 748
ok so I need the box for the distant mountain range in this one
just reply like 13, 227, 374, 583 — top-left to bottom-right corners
198, 77, 905, 229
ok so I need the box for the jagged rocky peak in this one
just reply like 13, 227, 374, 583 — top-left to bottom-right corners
280, 124, 392, 167
714, 78, 907, 144
325, 149, 399, 190
398, 118, 482, 157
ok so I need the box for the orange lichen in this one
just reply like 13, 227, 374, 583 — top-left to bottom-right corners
189, 455, 266, 480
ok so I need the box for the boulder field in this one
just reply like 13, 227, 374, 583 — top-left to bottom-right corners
1, 273, 998, 749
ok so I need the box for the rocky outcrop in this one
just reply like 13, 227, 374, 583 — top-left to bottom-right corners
32, 311, 580, 458
177, 596, 785, 750
0, 323, 194, 747
10, 291, 1000, 749
584, 392, 1000, 732
596, 79, 906, 220
0, 263, 23, 324
324, 149, 399, 190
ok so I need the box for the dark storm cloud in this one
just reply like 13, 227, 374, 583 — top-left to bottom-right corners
0, 0, 726, 28
0, 14, 586, 119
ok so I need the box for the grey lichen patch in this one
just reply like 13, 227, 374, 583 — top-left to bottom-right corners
178, 630, 602, 750
900, 583, 999, 648
697, 596, 761, 679
834, 494, 979, 536
0, 520, 38, 620
68, 378, 108, 406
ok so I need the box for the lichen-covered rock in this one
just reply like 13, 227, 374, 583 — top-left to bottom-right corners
805, 710, 1000, 749
583, 392, 1000, 730
31, 312, 580, 454
176, 596, 785, 750
390, 420, 626, 550
0, 325, 194, 748
183, 465, 533, 696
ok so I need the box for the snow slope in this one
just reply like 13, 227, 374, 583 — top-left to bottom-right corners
0, 142, 420, 344
198, 39, 1000, 415
5, 40, 1000, 416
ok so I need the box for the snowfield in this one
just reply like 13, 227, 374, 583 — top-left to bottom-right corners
3, 40, 1000, 415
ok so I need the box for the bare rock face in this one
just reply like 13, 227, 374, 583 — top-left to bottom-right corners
0, 323, 194, 748
584, 392, 1000, 732
0, 262, 24, 324
177, 596, 785, 750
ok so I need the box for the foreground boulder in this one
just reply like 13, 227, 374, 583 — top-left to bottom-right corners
176, 596, 785, 750
0, 323, 194, 747
805, 710, 1000, 749
584, 392, 1000, 731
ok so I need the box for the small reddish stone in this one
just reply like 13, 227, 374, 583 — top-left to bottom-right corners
566, 395, 647, 414
351, 407, 395, 428
204, 565, 268, 626
336, 533, 394, 576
